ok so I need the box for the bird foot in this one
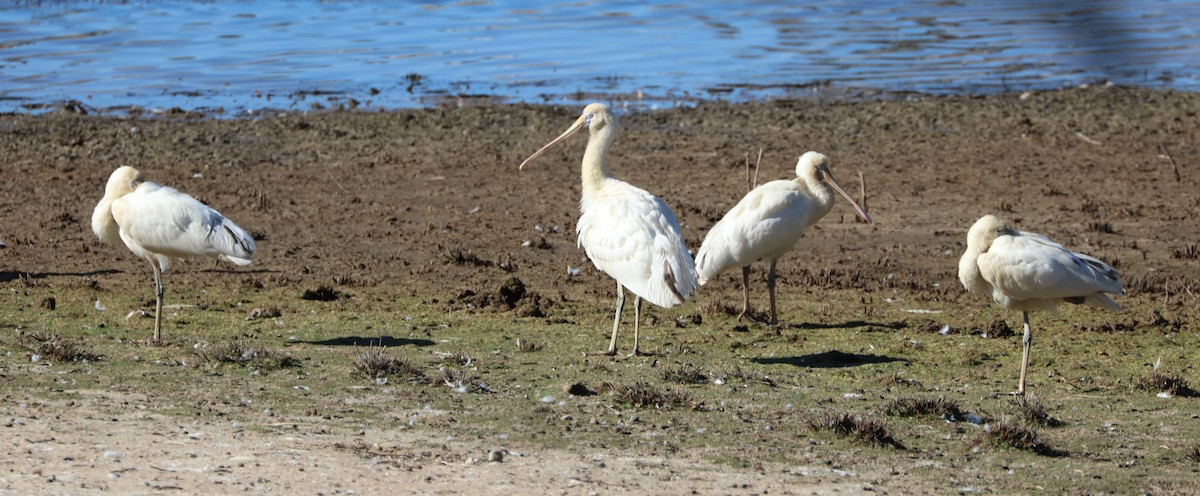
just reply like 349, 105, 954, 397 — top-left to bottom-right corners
736, 310, 767, 324
144, 338, 170, 347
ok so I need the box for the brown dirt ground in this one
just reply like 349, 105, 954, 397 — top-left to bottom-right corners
2, 86, 1199, 493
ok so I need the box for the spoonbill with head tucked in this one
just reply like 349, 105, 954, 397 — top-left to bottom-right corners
695, 151, 872, 324
92, 166, 256, 342
958, 214, 1124, 395
520, 103, 697, 356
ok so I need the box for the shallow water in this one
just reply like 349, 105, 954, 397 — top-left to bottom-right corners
2, 1, 1198, 114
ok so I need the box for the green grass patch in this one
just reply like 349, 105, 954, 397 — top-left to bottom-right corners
2, 280, 1198, 493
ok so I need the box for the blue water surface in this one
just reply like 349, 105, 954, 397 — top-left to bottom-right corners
1, 1, 1198, 114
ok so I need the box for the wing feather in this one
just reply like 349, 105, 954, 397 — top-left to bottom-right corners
978, 233, 1123, 303
112, 182, 255, 270
696, 180, 814, 283
578, 183, 696, 308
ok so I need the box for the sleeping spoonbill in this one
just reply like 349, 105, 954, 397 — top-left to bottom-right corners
695, 152, 872, 324
519, 103, 697, 356
92, 166, 256, 342
958, 214, 1124, 395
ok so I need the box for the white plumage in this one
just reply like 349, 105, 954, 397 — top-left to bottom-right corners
92, 166, 256, 342
958, 214, 1124, 394
696, 151, 872, 324
520, 103, 697, 356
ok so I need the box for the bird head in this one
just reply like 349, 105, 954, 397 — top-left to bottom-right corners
966, 214, 1013, 250
797, 151, 873, 224
105, 166, 143, 198
519, 103, 613, 170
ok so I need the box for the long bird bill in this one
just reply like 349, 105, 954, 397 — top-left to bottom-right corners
519, 113, 589, 169
822, 168, 874, 224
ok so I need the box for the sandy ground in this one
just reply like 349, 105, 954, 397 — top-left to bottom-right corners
7, 392, 872, 495
2, 86, 1198, 494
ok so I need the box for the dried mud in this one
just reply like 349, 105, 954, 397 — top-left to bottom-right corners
2, 86, 1199, 493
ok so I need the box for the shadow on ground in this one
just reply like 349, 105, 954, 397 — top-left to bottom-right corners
752, 349, 908, 369
300, 336, 436, 347
789, 320, 907, 331
0, 269, 120, 282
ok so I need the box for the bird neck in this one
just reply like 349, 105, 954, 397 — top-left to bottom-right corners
957, 247, 988, 296
800, 177, 837, 218
580, 125, 616, 195
90, 196, 124, 246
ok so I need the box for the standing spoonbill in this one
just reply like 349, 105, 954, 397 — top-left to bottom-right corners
519, 103, 697, 356
958, 214, 1124, 395
695, 152, 872, 324
91, 166, 256, 342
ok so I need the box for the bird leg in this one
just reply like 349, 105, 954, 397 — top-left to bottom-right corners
1016, 311, 1032, 395
735, 265, 772, 324
628, 296, 645, 357
736, 265, 757, 322
591, 282, 624, 356
152, 263, 165, 344
766, 259, 779, 325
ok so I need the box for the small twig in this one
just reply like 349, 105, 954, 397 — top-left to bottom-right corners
1160, 142, 1181, 182
753, 148, 763, 189
744, 152, 752, 193
1075, 132, 1102, 145
858, 171, 868, 218
321, 159, 350, 194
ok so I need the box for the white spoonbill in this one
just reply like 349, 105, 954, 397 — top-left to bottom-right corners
519, 103, 697, 356
958, 214, 1124, 395
695, 152, 872, 324
91, 166, 256, 342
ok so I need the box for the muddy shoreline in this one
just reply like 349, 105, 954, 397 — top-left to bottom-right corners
2, 86, 1198, 494
4, 86, 1197, 298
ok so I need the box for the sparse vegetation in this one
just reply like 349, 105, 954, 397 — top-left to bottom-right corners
603, 381, 693, 409
659, 363, 707, 384
353, 346, 428, 382
699, 298, 737, 317
807, 412, 905, 449
884, 396, 965, 422
1172, 244, 1199, 260
439, 367, 492, 393
983, 420, 1065, 457
1011, 395, 1063, 427
515, 337, 543, 352
301, 285, 344, 301
194, 340, 299, 368
1086, 221, 1116, 233
1132, 370, 1199, 397
16, 330, 100, 363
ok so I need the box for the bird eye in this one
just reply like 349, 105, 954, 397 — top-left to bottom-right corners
584, 113, 594, 127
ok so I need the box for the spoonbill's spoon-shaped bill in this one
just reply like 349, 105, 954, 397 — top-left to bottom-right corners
696, 151, 872, 324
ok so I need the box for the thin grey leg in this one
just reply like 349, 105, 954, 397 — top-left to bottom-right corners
1018, 311, 1032, 395
152, 264, 165, 343
766, 258, 779, 325
629, 296, 643, 356
596, 281, 624, 356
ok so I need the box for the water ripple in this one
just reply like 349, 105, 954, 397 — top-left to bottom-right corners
0, 0, 1198, 114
